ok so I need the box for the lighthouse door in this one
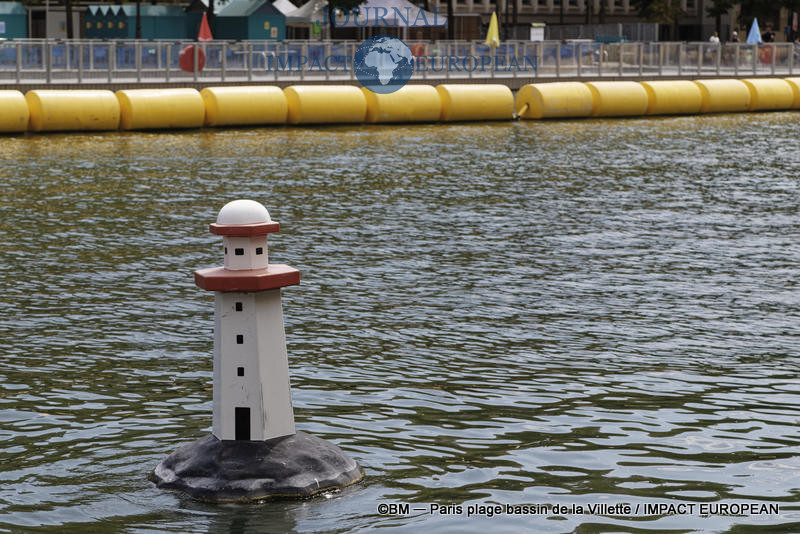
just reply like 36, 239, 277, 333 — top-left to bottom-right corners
235, 407, 251, 440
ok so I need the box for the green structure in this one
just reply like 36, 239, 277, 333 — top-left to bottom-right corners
84, 6, 104, 39
0, 2, 27, 39
216, 0, 286, 41
85, 6, 125, 38
119, 5, 187, 38
84, 4, 188, 39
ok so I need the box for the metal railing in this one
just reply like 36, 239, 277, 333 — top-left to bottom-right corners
0, 39, 798, 84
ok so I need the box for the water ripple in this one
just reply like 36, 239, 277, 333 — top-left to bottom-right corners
1, 114, 799, 532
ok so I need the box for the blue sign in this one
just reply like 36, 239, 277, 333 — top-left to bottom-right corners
353, 35, 413, 94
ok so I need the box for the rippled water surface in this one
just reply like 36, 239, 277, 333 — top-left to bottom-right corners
1, 114, 799, 533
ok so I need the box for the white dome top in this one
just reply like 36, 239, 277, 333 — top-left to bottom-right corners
216, 200, 271, 225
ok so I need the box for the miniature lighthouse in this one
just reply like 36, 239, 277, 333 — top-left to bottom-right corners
194, 200, 297, 442
149, 200, 362, 502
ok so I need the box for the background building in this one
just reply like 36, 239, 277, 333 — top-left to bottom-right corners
0, 1, 27, 38
5, 0, 799, 41
424, 0, 795, 41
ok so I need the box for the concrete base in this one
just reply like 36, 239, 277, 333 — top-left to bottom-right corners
148, 431, 363, 502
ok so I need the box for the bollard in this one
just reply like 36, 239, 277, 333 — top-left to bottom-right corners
149, 200, 363, 502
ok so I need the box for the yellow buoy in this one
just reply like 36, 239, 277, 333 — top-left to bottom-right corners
640, 80, 703, 116
284, 86, 367, 124
694, 79, 751, 113
201, 86, 288, 127
362, 85, 441, 123
117, 89, 205, 130
436, 84, 514, 122
515, 82, 593, 119
741, 78, 795, 111
0, 90, 30, 132
786, 77, 800, 108
585, 81, 649, 117
25, 90, 120, 132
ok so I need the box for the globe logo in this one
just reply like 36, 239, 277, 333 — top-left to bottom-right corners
353, 35, 414, 94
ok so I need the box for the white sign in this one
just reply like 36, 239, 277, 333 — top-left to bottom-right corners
0, 21, 6, 35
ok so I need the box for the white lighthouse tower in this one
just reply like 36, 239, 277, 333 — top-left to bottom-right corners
150, 200, 361, 502
194, 199, 299, 441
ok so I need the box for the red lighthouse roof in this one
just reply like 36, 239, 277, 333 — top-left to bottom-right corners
195, 264, 299, 291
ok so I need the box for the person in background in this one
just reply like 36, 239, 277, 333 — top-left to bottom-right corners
730, 30, 739, 43
709, 31, 720, 44
762, 25, 775, 43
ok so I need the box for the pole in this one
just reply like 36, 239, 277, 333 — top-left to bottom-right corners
503, 0, 508, 40
136, 0, 142, 39
65, 0, 74, 39
446, 0, 454, 40
512, 0, 518, 29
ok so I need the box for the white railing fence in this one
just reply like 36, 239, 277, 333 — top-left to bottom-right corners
0, 39, 797, 84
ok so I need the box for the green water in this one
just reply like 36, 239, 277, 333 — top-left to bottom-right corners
1, 115, 799, 533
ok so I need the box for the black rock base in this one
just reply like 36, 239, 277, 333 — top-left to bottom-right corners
148, 431, 363, 502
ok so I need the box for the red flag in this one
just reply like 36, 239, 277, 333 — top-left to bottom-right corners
198, 13, 213, 41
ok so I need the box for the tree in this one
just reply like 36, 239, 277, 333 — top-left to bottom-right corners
736, 0, 800, 29
328, 0, 364, 10
707, 0, 737, 36
631, 0, 683, 39
631, 0, 683, 24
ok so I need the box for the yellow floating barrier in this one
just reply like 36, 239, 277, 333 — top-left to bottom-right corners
201, 86, 288, 127
640, 80, 703, 116
284, 86, 366, 124
436, 84, 514, 122
515, 82, 593, 119
786, 77, 800, 108
585, 81, 649, 117
26, 90, 119, 132
0, 90, 30, 132
117, 89, 205, 130
694, 79, 751, 113
741, 78, 795, 111
362, 85, 441, 123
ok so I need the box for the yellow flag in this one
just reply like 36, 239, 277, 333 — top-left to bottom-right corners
486, 12, 500, 48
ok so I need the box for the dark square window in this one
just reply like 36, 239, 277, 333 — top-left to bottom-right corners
255, 247, 264, 255
224, 247, 228, 254
235, 248, 244, 256
237, 366, 244, 376
236, 334, 243, 344
235, 302, 243, 311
